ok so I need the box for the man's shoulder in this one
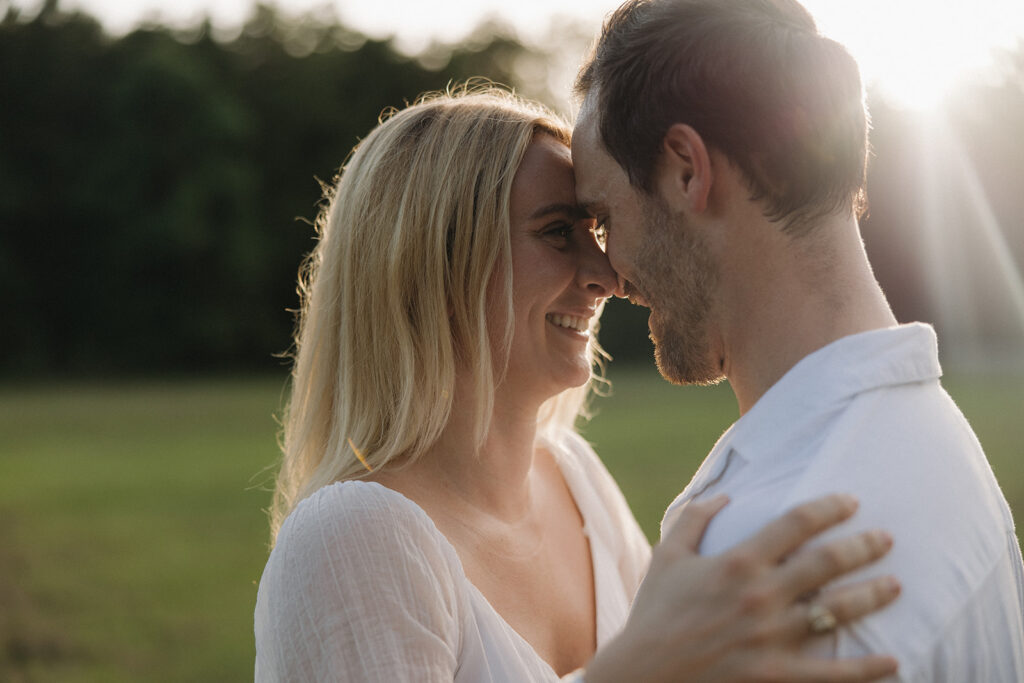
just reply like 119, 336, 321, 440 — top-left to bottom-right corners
822, 377, 984, 469
833, 533, 1024, 681
797, 377, 1006, 535
785, 380, 1023, 676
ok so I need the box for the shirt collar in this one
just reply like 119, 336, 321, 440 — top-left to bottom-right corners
727, 322, 942, 464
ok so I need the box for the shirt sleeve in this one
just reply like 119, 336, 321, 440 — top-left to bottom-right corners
255, 482, 465, 682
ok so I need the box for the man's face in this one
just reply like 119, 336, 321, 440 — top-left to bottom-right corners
572, 102, 724, 385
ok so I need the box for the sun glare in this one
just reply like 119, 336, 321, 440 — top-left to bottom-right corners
19, 0, 1024, 111
805, 0, 1024, 111
862, 44, 976, 112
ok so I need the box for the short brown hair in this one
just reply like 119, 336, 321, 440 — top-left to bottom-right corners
577, 0, 869, 234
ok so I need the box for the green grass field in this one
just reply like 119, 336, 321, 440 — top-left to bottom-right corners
1, 367, 1022, 681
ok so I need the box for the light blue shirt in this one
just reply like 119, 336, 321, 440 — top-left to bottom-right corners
662, 323, 1024, 682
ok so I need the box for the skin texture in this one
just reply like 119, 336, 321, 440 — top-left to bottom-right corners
633, 188, 720, 385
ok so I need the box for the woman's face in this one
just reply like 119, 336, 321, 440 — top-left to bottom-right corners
499, 133, 618, 401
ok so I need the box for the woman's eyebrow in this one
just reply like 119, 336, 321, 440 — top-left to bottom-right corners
529, 202, 589, 221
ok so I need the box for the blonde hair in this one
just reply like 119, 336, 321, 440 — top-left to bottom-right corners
270, 84, 606, 542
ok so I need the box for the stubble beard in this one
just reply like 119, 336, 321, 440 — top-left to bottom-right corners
633, 195, 724, 386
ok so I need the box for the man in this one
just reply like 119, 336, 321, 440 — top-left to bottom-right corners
571, 0, 1024, 680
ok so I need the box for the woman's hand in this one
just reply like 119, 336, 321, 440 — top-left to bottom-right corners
585, 494, 900, 683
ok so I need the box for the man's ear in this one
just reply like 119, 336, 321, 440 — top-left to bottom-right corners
656, 123, 712, 214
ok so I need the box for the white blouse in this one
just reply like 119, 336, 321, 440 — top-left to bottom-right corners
254, 428, 652, 682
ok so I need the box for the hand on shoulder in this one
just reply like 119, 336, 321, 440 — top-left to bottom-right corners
584, 494, 901, 683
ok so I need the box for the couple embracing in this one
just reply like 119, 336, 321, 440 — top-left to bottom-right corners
255, 1, 1024, 681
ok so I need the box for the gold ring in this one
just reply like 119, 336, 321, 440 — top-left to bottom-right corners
807, 602, 838, 634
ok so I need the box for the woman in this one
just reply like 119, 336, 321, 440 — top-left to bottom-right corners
255, 85, 900, 682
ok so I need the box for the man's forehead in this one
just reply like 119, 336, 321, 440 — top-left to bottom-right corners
572, 107, 613, 191
571, 110, 603, 183
572, 98, 599, 151
573, 111, 598, 155
576, 91, 598, 125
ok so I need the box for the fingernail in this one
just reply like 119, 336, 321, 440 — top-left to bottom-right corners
873, 530, 893, 549
837, 493, 858, 512
886, 576, 901, 595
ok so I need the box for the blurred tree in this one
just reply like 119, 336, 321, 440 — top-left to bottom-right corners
1, 4, 1022, 376
0, 2, 542, 376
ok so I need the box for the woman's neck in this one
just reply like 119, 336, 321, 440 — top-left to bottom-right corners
373, 377, 547, 522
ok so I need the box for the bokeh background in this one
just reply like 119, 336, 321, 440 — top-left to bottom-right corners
2, 0, 1023, 680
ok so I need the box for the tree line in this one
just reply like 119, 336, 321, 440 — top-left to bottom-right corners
1, 1, 1022, 377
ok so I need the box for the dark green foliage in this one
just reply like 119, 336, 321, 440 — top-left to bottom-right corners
0, 3, 527, 377
1, 5, 1023, 376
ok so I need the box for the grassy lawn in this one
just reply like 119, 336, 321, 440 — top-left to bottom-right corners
1, 368, 1021, 680
0, 379, 282, 682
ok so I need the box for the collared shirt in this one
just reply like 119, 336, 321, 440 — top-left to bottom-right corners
662, 323, 1024, 682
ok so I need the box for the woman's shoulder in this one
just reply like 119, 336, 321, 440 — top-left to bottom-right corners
275, 480, 453, 562
259, 481, 468, 627
287, 479, 432, 524
265, 481, 468, 604
256, 483, 469, 680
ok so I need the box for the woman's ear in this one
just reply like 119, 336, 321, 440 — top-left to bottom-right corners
655, 123, 713, 214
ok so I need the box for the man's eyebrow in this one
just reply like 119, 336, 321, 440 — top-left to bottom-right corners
578, 201, 602, 218
529, 202, 590, 221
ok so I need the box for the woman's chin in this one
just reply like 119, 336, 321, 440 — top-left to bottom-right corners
555, 360, 596, 392
505, 353, 595, 403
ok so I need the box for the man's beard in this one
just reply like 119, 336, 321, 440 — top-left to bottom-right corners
631, 194, 723, 386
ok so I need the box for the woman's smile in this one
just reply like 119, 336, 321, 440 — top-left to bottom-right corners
545, 312, 592, 337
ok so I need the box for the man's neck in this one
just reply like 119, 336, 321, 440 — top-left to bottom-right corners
720, 213, 897, 415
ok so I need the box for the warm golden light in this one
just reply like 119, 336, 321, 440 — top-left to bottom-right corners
804, 0, 1024, 110
27, 0, 1024, 110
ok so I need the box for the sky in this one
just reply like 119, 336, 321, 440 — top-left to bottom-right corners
10, 0, 1024, 110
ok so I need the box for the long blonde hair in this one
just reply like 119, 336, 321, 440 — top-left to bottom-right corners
270, 84, 606, 542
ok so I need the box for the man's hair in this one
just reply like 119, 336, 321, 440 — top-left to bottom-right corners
270, 84, 603, 543
576, 0, 869, 234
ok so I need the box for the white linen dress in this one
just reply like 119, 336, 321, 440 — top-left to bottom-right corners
254, 428, 652, 682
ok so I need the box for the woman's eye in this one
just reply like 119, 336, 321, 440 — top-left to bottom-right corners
592, 221, 608, 249
545, 223, 574, 240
